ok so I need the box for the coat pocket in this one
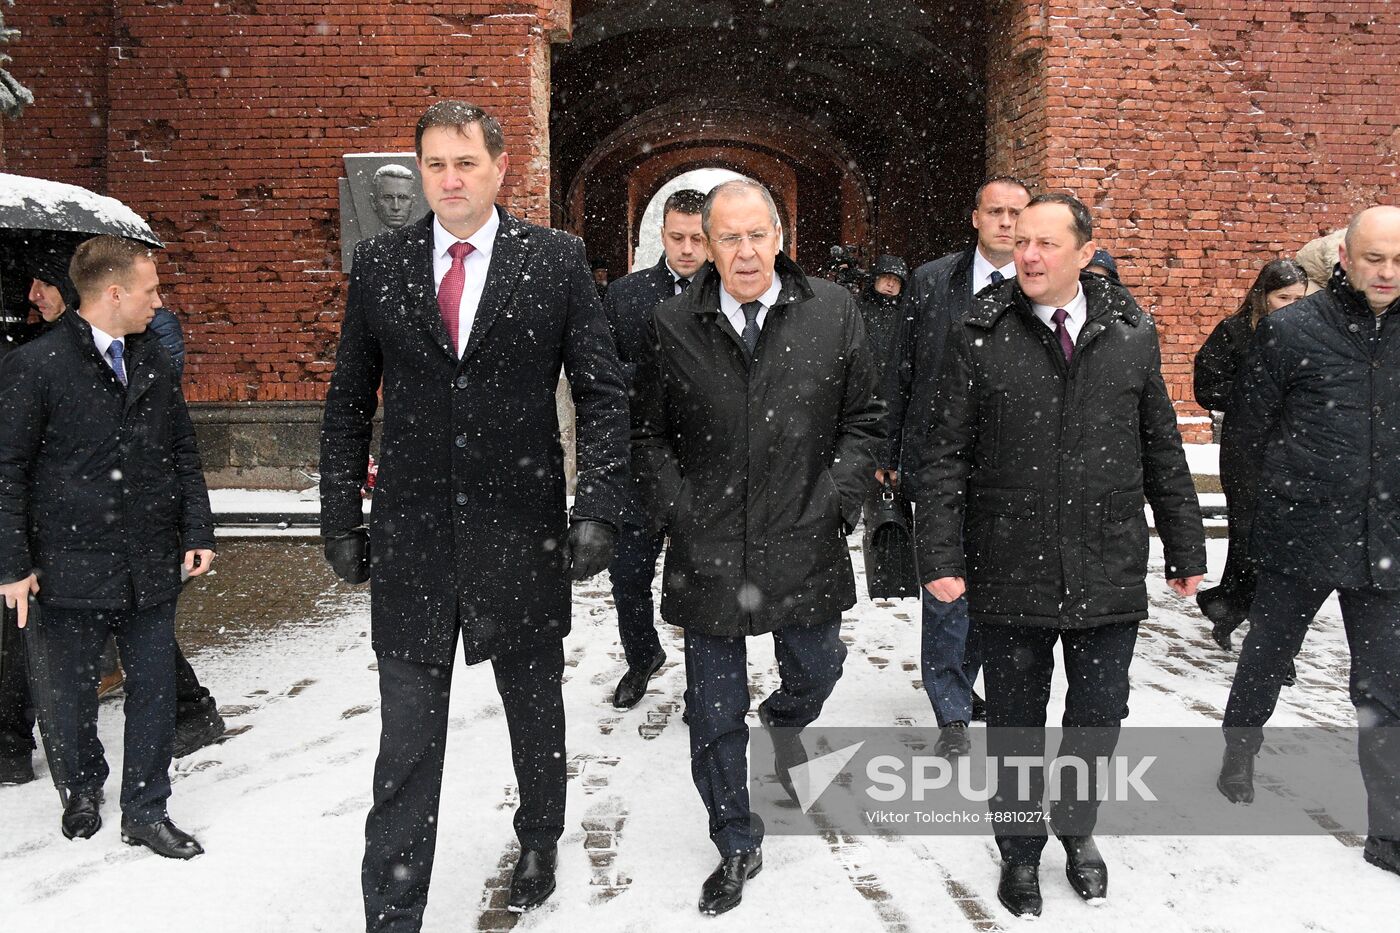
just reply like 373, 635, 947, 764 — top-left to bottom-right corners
1100, 489, 1149, 587
966, 487, 1038, 583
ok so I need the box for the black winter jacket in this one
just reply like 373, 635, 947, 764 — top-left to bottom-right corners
913, 273, 1207, 630
0, 311, 214, 608
1224, 268, 1400, 590
631, 255, 884, 637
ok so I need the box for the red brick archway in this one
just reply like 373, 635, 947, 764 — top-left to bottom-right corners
563, 100, 872, 278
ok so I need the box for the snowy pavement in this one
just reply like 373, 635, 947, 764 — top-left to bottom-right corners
2, 535, 1394, 932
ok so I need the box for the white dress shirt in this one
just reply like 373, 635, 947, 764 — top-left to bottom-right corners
433, 209, 500, 357
665, 260, 694, 296
89, 322, 123, 376
971, 248, 1017, 295
718, 274, 783, 336
1031, 282, 1087, 345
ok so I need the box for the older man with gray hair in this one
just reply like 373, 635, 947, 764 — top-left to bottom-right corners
631, 178, 884, 915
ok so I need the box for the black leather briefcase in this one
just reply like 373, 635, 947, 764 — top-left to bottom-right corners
861, 480, 920, 599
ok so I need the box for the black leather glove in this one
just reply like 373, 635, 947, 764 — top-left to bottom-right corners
324, 528, 370, 585
564, 519, 615, 581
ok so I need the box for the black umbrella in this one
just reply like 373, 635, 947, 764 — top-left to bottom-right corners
0, 172, 162, 246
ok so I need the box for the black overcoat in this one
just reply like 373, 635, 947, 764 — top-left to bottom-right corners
884, 247, 976, 483
1224, 269, 1400, 590
319, 208, 630, 665
630, 255, 884, 637
0, 311, 214, 609
913, 273, 1207, 630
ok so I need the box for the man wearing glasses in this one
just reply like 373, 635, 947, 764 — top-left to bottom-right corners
631, 179, 883, 916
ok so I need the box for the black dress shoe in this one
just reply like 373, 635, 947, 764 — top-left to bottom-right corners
934, 721, 970, 758
971, 692, 987, 722
997, 863, 1042, 918
699, 851, 763, 916
173, 695, 227, 758
757, 706, 807, 804
61, 790, 103, 839
1060, 835, 1108, 901
121, 818, 204, 859
612, 650, 666, 710
0, 750, 35, 785
507, 846, 557, 913
1364, 835, 1400, 877
1218, 746, 1255, 804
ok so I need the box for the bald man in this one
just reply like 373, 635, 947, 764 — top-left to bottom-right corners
1219, 205, 1400, 879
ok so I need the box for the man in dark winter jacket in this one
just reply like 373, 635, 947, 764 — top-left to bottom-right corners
632, 179, 883, 916
1218, 206, 1400, 880
0, 240, 223, 787
0, 236, 216, 857
886, 176, 1032, 756
600, 187, 707, 710
915, 194, 1206, 918
855, 254, 907, 392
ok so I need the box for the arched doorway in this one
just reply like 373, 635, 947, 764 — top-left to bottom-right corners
552, 0, 987, 279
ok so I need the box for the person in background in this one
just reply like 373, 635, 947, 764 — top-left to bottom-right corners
1193, 259, 1308, 649
1085, 248, 1120, 283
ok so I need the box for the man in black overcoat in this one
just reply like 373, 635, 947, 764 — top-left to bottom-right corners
631, 179, 883, 916
1219, 206, 1400, 880
0, 236, 216, 857
319, 101, 630, 930
601, 187, 707, 709
915, 194, 1205, 918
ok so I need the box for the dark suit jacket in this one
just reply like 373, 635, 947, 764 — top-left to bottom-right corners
320, 207, 631, 665
603, 257, 678, 387
884, 246, 976, 487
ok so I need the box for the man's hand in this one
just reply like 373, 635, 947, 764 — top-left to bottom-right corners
183, 549, 216, 578
875, 469, 899, 487
324, 528, 371, 585
2, 574, 39, 629
925, 576, 965, 603
1167, 574, 1204, 598
564, 520, 616, 581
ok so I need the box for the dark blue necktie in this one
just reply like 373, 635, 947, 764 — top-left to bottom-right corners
989, 269, 1006, 286
740, 301, 762, 357
108, 339, 128, 387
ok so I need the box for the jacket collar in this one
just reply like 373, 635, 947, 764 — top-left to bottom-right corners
681, 251, 814, 316
964, 270, 1143, 331
60, 309, 159, 406
1329, 262, 1398, 319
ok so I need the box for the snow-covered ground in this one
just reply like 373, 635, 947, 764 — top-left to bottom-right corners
2, 535, 1391, 932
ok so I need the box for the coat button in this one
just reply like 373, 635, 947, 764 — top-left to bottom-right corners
1349, 323, 1360, 332
455, 435, 467, 448
455, 376, 469, 389
456, 492, 468, 506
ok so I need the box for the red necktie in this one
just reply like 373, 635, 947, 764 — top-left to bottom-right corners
1051, 307, 1074, 362
438, 240, 475, 351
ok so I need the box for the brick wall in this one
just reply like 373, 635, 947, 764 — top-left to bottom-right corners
6, 1, 558, 403
2, 0, 110, 186
1029, 0, 1400, 441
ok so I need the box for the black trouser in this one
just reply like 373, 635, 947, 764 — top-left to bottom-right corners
982, 620, 1138, 866
0, 606, 35, 757
607, 493, 666, 670
1223, 570, 1400, 837
684, 616, 847, 857
36, 599, 179, 823
362, 638, 566, 933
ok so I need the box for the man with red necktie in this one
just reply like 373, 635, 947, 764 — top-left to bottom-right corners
320, 100, 630, 932
914, 193, 1205, 919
